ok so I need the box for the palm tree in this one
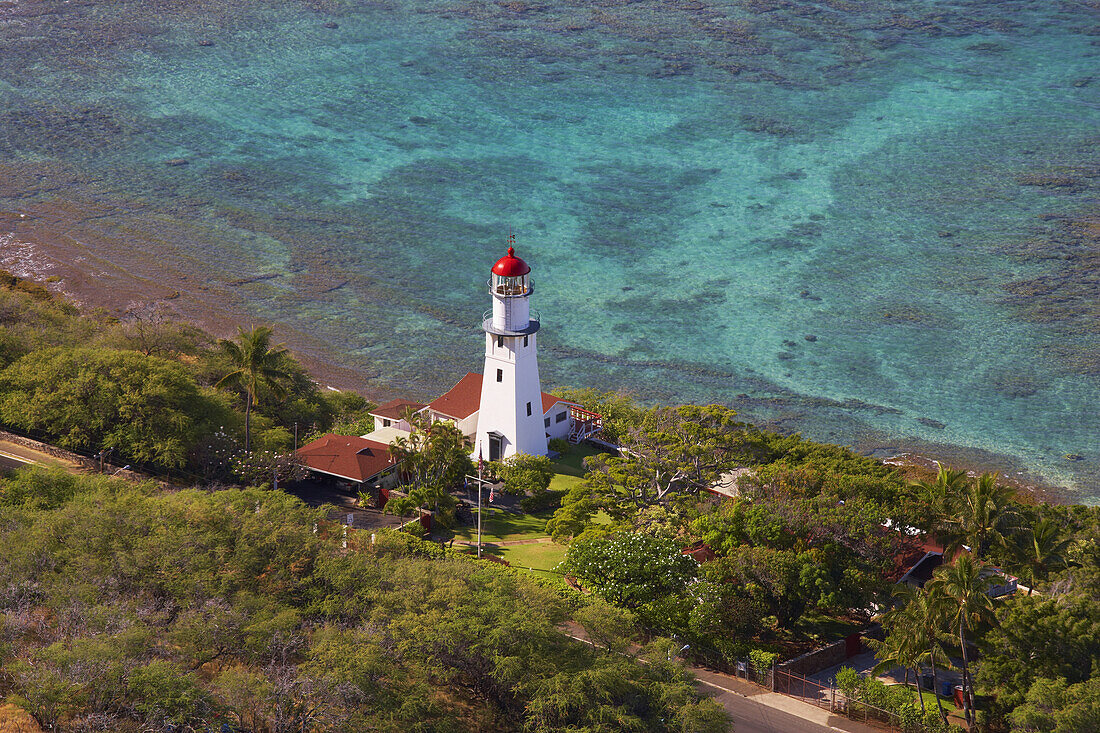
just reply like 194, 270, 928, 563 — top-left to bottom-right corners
926, 556, 997, 725
892, 585, 953, 724
938, 472, 1018, 560
215, 325, 293, 452
1012, 517, 1072, 594
910, 464, 970, 533
868, 630, 924, 713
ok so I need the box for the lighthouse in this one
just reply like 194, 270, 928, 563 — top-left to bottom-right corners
474, 239, 547, 461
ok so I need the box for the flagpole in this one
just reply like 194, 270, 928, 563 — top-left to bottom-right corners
477, 448, 483, 560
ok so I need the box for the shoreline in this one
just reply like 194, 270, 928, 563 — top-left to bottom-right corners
0, 202, 1075, 505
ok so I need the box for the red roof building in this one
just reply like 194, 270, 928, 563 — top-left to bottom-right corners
428, 372, 576, 422
370, 398, 427, 422
296, 433, 395, 485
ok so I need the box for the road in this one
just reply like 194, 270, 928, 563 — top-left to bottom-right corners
690, 667, 882, 733
0, 449, 37, 473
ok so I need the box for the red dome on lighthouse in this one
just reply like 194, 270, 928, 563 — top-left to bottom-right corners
492, 246, 531, 277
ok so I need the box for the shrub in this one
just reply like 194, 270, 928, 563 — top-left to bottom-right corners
497, 453, 553, 495
548, 437, 570, 454
749, 649, 778, 681
835, 666, 860, 700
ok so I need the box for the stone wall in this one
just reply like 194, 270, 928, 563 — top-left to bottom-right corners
777, 625, 884, 677
0, 428, 95, 468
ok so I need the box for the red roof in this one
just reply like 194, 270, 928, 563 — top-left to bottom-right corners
370, 398, 426, 421
296, 434, 394, 483
429, 372, 578, 420
542, 392, 576, 413
429, 372, 484, 419
492, 246, 531, 277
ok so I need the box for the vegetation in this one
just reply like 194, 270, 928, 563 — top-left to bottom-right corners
0, 467, 727, 732
214, 325, 296, 452
0, 279, 374, 476
2, 274, 1098, 730
384, 413, 473, 527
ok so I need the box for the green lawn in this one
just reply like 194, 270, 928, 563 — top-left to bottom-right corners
451, 509, 553, 542
494, 541, 567, 572
550, 443, 607, 477
549, 472, 584, 493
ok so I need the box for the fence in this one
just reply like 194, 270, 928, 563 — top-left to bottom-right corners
772, 667, 928, 732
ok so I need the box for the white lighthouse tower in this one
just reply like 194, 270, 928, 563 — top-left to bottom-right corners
474, 239, 547, 461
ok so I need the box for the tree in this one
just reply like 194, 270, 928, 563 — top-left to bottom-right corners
565, 404, 756, 521
0, 347, 215, 469
385, 413, 473, 526
876, 585, 952, 721
937, 472, 1018, 561
926, 556, 997, 725
1010, 518, 1072, 594
494, 453, 553, 495
1008, 676, 1100, 733
868, 630, 924, 713
215, 325, 295, 452
975, 595, 1100, 718
909, 464, 970, 532
561, 532, 697, 613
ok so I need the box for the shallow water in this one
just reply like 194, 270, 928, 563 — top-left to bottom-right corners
1, 0, 1098, 498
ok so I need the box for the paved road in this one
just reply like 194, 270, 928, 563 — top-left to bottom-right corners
0, 450, 36, 473
691, 668, 883, 733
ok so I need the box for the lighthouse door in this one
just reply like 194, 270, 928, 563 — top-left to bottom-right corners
488, 434, 503, 462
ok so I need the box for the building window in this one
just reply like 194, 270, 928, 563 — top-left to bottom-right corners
544, 417, 551, 428
496, 369, 503, 383
497, 335, 504, 348
523, 335, 529, 347
383, 419, 391, 427
526, 402, 532, 416
555, 411, 567, 423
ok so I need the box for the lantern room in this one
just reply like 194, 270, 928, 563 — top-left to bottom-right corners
491, 246, 531, 297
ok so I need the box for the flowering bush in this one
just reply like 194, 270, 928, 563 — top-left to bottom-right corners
229, 449, 308, 487
560, 532, 697, 610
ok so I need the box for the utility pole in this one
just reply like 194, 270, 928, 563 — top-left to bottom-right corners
477, 456, 483, 559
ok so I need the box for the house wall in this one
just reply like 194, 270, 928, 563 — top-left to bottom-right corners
373, 416, 413, 432
544, 403, 573, 442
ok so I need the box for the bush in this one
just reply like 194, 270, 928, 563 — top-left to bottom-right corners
924, 709, 949, 733
835, 666, 860, 700
749, 649, 778, 681
548, 437, 570, 454
497, 453, 553, 495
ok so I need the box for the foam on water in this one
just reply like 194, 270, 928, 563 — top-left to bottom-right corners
1, 0, 1098, 497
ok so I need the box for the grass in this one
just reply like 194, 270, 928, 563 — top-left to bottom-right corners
494, 541, 567, 572
549, 472, 584, 493
550, 443, 607, 477
450, 509, 553, 542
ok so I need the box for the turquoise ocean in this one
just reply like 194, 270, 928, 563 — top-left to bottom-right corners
1, 0, 1098, 498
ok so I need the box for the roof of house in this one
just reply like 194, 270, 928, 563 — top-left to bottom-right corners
370, 398, 427, 421
296, 433, 394, 483
428, 372, 484, 420
428, 372, 579, 420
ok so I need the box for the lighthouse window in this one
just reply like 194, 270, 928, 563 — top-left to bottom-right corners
526, 402, 532, 416
496, 335, 504, 348
523, 335, 529, 347
544, 417, 551, 428
496, 369, 503, 383
555, 411, 567, 423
